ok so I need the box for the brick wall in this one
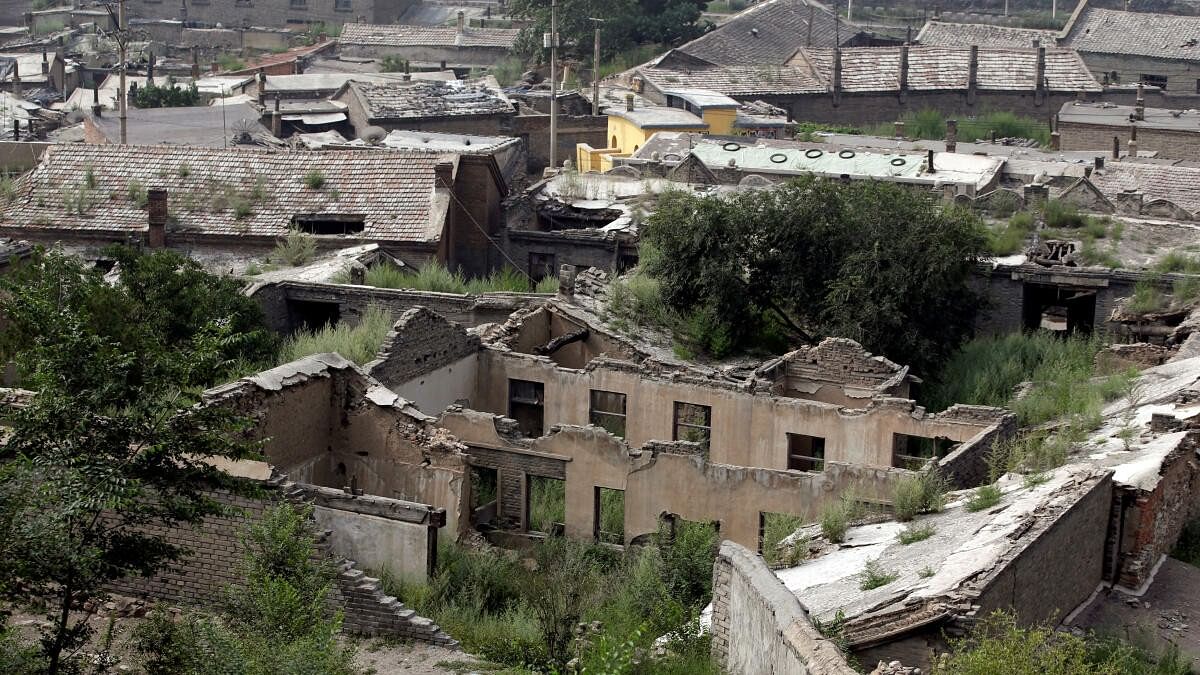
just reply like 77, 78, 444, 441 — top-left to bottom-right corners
513, 113, 607, 175
1059, 120, 1200, 161
937, 410, 1018, 488
1078, 52, 1200, 98
785, 337, 904, 391
108, 482, 459, 646
366, 305, 481, 388
711, 541, 857, 675
503, 229, 636, 278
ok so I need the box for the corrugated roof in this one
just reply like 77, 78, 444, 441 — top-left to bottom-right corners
351, 80, 513, 120
1064, 6, 1200, 61
800, 46, 1101, 92
340, 22, 520, 49
4, 145, 446, 243
915, 21, 1058, 48
671, 0, 859, 66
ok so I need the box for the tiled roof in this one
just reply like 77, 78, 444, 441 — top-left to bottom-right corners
799, 46, 1101, 92
1088, 163, 1200, 215
1064, 6, 1200, 61
637, 64, 826, 97
340, 22, 520, 49
672, 0, 859, 66
350, 80, 513, 120
915, 21, 1057, 48
4, 145, 445, 243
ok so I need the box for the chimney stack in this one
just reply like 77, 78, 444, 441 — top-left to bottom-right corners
1112, 135, 1120, 159
967, 45, 978, 105
257, 70, 266, 105
146, 50, 155, 85
899, 44, 909, 102
1128, 124, 1137, 157
191, 47, 200, 79
147, 189, 168, 248
894, 119, 905, 138
926, 149, 935, 172
833, 48, 842, 106
1035, 46, 1046, 106
91, 85, 101, 117
457, 10, 465, 33
1095, 156, 1104, 170
945, 118, 957, 153
1050, 130, 1060, 150
625, 93, 634, 111
271, 95, 281, 137
1084, 165, 1093, 178
434, 161, 454, 188
11, 59, 21, 100
40, 49, 47, 75
1135, 82, 1145, 120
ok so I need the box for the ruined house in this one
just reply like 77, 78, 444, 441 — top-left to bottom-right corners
338, 19, 521, 70
360, 281, 1011, 550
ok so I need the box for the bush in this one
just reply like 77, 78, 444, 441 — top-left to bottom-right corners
761, 512, 807, 566
1128, 278, 1168, 315
272, 229, 317, 267
966, 484, 1003, 512
820, 500, 850, 543
989, 211, 1034, 255
280, 304, 393, 365
859, 560, 898, 590
898, 523, 936, 545
364, 262, 535, 294
303, 169, 326, 190
1044, 200, 1086, 229
892, 471, 948, 521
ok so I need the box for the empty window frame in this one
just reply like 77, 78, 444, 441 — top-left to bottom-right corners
293, 215, 366, 235
786, 433, 826, 472
892, 433, 957, 470
508, 379, 545, 438
673, 401, 711, 451
529, 252, 556, 284
526, 475, 565, 534
589, 389, 627, 437
594, 486, 625, 544
1140, 74, 1168, 90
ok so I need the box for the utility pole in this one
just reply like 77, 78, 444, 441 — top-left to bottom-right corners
590, 18, 604, 116
847, 0, 852, 23
118, 0, 127, 144
548, 0, 558, 169
1052, 0, 1056, 20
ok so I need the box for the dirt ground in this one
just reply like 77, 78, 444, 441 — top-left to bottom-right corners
3, 602, 492, 675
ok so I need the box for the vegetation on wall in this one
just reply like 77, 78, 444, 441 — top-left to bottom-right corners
361, 262, 558, 294
619, 177, 989, 375
866, 108, 1051, 146
132, 81, 202, 108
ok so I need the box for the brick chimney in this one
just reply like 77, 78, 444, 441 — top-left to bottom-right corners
833, 48, 842, 106
147, 189, 168, 248
1050, 130, 1060, 150
1112, 135, 1120, 159
271, 95, 281, 137
434, 161, 454, 188
926, 149, 935, 172
967, 45, 978, 105
146, 50, 155, 85
40, 49, 47, 75
457, 10, 465, 33
945, 118, 957, 153
1135, 82, 1145, 120
1034, 45, 1046, 106
11, 58, 20, 100
256, 70, 267, 105
191, 47, 200, 79
625, 93, 634, 111
894, 119, 905, 138
898, 44, 909, 102
1128, 124, 1138, 157
1095, 156, 1104, 170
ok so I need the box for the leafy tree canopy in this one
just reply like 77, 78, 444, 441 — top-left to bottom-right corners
132, 79, 201, 108
0, 248, 270, 673
639, 177, 989, 375
507, 0, 709, 61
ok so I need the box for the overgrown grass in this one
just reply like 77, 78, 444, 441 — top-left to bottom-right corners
892, 471, 948, 522
279, 305, 392, 365
380, 527, 721, 673
867, 109, 1050, 145
898, 523, 936, 545
303, 169, 326, 190
216, 53, 246, 71
364, 263, 541, 294
988, 211, 1034, 255
527, 476, 565, 534
965, 484, 1003, 512
270, 229, 317, 267
859, 560, 898, 590
760, 512, 807, 567
596, 44, 666, 80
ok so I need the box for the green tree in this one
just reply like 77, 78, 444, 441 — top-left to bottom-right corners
507, 0, 708, 61
132, 80, 201, 108
640, 177, 989, 374
0, 249, 265, 673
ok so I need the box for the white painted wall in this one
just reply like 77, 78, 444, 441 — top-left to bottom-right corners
396, 353, 477, 414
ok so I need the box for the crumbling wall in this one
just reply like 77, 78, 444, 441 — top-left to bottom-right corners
513, 113, 607, 175
711, 541, 857, 675
366, 305, 481, 395
107, 480, 457, 646
1113, 433, 1200, 589
973, 471, 1112, 625
780, 337, 910, 404
937, 407, 1019, 488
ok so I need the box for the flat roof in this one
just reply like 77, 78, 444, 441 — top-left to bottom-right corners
608, 105, 706, 129
663, 88, 740, 109
1058, 101, 1200, 134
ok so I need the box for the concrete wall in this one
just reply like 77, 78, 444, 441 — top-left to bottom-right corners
394, 354, 478, 414
473, 349, 999, 473
1059, 119, 1200, 160
711, 541, 857, 675
513, 113, 607, 175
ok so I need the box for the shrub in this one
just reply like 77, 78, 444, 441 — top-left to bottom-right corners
989, 211, 1034, 255
364, 262, 536, 294
128, 179, 148, 208
859, 560, 898, 590
966, 484, 1003, 512
820, 500, 850, 543
1043, 200, 1086, 229
898, 523, 936, 545
272, 228, 317, 267
760, 512, 807, 566
534, 275, 560, 294
303, 169, 326, 190
279, 304, 393, 365
1128, 278, 1168, 315
892, 471, 948, 521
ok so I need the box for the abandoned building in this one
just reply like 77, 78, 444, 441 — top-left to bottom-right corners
915, 20, 1057, 49
124, 0, 412, 31
82, 103, 275, 147
334, 78, 515, 139
0, 143, 508, 273
338, 19, 521, 70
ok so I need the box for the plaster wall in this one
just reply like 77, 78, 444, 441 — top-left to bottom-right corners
474, 349, 991, 472
1059, 120, 1200, 161
1078, 53, 1200, 97
395, 353, 477, 414
313, 504, 431, 579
